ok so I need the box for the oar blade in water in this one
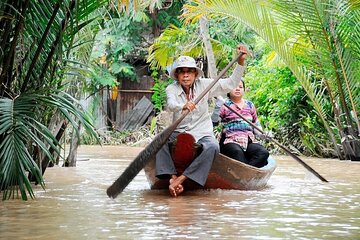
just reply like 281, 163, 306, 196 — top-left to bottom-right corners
106, 126, 174, 198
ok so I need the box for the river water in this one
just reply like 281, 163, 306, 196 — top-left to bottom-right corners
1, 145, 360, 239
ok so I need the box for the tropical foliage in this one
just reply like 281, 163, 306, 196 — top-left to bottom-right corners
245, 62, 335, 157
150, 67, 173, 112
182, 0, 360, 160
90, 10, 151, 85
147, 18, 256, 71
0, 0, 105, 200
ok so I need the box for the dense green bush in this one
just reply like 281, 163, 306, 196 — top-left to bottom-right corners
150, 68, 173, 112
245, 65, 335, 157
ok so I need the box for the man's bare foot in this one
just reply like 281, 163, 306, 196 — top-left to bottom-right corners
169, 175, 187, 197
169, 178, 183, 197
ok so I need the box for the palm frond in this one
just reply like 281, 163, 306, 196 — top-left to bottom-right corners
349, 0, 360, 9
147, 23, 204, 70
0, 0, 107, 200
183, 0, 359, 156
0, 96, 47, 200
0, 91, 98, 200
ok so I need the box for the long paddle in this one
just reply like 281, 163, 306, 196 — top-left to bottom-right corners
223, 103, 328, 182
106, 52, 244, 198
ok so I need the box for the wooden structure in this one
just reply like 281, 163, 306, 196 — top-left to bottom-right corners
120, 96, 154, 131
118, 75, 154, 125
144, 150, 277, 191
95, 63, 155, 131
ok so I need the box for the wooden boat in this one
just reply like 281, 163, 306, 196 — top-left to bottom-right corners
144, 148, 277, 191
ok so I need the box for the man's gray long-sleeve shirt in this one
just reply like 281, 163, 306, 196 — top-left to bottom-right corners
165, 64, 245, 141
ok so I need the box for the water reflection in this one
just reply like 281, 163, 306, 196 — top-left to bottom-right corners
1, 145, 360, 239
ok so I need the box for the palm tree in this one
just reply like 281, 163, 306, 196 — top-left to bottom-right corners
182, 0, 360, 160
0, 0, 107, 200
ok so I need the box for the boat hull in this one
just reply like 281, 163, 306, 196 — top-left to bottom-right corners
144, 153, 276, 191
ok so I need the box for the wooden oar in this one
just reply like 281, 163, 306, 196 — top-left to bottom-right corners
106, 53, 244, 198
223, 103, 328, 182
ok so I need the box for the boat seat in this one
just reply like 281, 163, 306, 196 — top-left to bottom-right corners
169, 133, 203, 175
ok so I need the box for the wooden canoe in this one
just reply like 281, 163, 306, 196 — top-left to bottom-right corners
144, 153, 277, 191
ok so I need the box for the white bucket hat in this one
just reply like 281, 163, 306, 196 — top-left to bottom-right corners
169, 56, 204, 80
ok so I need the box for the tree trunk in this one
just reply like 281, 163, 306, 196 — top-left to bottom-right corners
116, 87, 121, 129
41, 121, 67, 174
349, 139, 360, 161
64, 123, 81, 167
199, 16, 217, 78
150, 9, 160, 37
28, 120, 67, 183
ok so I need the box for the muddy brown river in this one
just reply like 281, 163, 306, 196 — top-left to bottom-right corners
1, 145, 360, 239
